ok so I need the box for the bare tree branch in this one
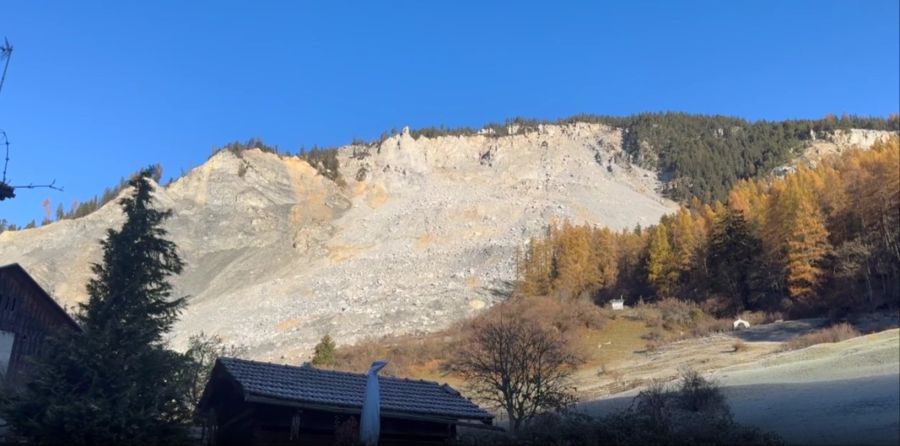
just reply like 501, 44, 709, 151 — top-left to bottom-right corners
0, 37, 12, 97
449, 312, 580, 434
0, 38, 63, 202
10, 180, 64, 192
1, 130, 9, 183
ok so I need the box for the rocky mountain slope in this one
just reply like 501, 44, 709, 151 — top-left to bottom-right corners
0, 123, 890, 361
794, 128, 896, 166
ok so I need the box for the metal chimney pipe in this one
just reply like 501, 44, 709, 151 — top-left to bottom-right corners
360, 360, 388, 446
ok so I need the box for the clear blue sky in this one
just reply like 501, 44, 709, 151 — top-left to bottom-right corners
1, 1, 898, 225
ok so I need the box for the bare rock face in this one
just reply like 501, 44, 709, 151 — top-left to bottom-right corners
0, 123, 677, 363
795, 129, 895, 167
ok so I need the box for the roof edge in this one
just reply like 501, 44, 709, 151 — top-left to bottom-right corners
0, 263, 82, 332
197, 358, 248, 414
245, 393, 494, 424
216, 357, 495, 422
219, 356, 474, 391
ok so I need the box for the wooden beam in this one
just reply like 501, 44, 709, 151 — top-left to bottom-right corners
243, 394, 492, 426
454, 421, 506, 432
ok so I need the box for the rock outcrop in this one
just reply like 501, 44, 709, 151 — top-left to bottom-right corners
796, 129, 895, 167
1, 123, 680, 362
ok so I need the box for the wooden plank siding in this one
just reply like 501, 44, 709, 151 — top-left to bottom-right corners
0, 264, 81, 389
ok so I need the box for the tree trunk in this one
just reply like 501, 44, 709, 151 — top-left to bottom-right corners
506, 406, 519, 434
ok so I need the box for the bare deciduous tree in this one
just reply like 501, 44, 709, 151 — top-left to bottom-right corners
449, 314, 580, 433
0, 37, 62, 202
183, 332, 247, 410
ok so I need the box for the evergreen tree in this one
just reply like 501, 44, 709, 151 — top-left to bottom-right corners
707, 209, 768, 313
3, 168, 192, 445
311, 334, 337, 367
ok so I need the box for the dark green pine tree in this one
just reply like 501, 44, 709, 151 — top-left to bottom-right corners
3, 168, 193, 445
707, 208, 770, 313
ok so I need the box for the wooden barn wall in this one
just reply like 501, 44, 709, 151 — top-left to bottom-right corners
0, 269, 76, 387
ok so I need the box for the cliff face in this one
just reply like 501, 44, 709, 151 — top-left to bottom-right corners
0, 122, 688, 361
796, 129, 896, 166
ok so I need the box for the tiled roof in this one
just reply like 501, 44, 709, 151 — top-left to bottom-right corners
216, 357, 493, 422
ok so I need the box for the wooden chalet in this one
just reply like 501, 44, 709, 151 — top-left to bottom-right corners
197, 357, 496, 446
0, 263, 81, 388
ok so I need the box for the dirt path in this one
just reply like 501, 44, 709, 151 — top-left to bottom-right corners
731, 318, 828, 342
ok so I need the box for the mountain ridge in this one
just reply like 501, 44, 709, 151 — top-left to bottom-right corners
0, 122, 893, 362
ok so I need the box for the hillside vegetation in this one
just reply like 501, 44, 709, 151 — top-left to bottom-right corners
517, 136, 900, 317
609, 113, 897, 201
1, 117, 895, 365
0, 121, 676, 360
321, 138, 898, 443
377, 113, 898, 202
289, 112, 897, 204
331, 136, 899, 385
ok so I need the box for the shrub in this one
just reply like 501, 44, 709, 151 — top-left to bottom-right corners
355, 166, 368, 182
593, 370, 783, 446
333, 295, 606, 378
213, 138, 279, 159
514, 296, 606, 333
299, 146, 343, 184
515, 411, 598, 446
658, 299, 719, 331
689, 318, 732, 338
644, 339, 664, 352
676, 369, 729, 414
332, 328, 458, 376
657, 298, 699, 329
739, 311, 783, 326
633, 300, 661, 324
636, 299, 731, 346
643, 328, 665, 343
781, 323, 861, 351
634, 380, 671, 430
311, 334, 337, 367
457, 370, 782, 445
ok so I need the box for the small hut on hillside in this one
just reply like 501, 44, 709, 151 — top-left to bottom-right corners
197, 357, 495, 446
